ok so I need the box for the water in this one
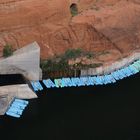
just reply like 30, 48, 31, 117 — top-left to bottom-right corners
0, 74, 26, 86
1, 74, 140, 140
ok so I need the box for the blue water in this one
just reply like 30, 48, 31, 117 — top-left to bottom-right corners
1, 73, 140, 140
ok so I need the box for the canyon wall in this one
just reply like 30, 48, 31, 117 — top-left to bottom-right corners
0, 0, 140, 63
0, 0, 71, 58
0, 0, 121, 59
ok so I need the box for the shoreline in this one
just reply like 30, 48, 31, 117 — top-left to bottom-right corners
80, 51, 140, 76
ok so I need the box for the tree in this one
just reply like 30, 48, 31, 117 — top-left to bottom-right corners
3, 44, 13, 57
63, 48, 82, 59
70, 4, 78, 17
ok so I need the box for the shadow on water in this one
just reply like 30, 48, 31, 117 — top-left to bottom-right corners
1, 74, 140, 140
0, 74, 26, 86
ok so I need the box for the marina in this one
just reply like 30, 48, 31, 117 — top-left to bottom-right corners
31, 59, 140, 92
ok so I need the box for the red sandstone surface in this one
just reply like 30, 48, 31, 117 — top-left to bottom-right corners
0, 0, 140, 65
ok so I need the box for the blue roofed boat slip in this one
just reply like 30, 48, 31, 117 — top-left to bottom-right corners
31, 81, 43, 91
6, 98, 29, 118
38, 59, 140, 89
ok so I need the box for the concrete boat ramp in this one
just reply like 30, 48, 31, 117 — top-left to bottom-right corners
0, 84, 37, 115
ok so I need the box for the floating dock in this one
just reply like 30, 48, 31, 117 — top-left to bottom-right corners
6, 98, 29, 118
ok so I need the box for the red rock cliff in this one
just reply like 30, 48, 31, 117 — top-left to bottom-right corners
0, 0, 140, 61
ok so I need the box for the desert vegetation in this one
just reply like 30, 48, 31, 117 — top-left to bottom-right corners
3, 44, 13, 57
70, 3, 78, 17
41, 48, 102, 78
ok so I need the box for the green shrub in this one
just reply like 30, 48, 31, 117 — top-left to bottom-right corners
3, 44, 13, 57
71, 9, 78, 16
40, 48, 100, 73
40, 59, 69, 72
85, 52, 94, 59
63, 48, 82, 59
70, 4, 78, 17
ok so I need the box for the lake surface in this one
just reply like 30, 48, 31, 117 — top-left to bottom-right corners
0, 74, 26, 86
0, 74, 140, 140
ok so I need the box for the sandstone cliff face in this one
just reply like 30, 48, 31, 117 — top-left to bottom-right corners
0, 0, 140, 62
0, 0, 100, 58
0, 0, 71, 58
72, 0, 140, 57
49, 23, 122, 56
